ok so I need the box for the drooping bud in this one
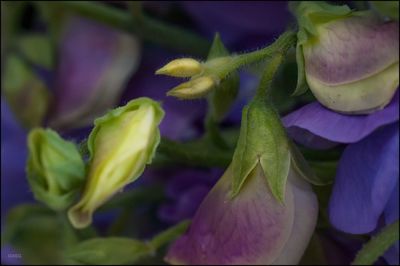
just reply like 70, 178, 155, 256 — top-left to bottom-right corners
68, 97, 164, 229
26, 128, 85, 211
156, 58, 203, 77
166, 76, 217, 100
292, 2, 399, 114
165, 97, 319, 264
165, 158, 318, 265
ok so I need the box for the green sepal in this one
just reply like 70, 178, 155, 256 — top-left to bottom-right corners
231, 100, 291, 202
66, 237, 152, 265
27, 128, 85, 210
290, 1, 352, 96
2, 54, 51, 128
206, 33, 239, 121
289, 140, 335, 186
370, 1, 399, 20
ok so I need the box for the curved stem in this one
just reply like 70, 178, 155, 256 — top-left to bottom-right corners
352, 220, 399, 265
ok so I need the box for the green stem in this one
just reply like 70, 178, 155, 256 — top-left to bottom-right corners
107, 207, 132, 236
255, 53, 285, 100
156, 137, 233, 167
149, 220, 190, 251
49, 1, 210, 56
352, 220, 399, 265
204, 112, 229, 150
254, 32, 296, 100
210, 31, 296, 80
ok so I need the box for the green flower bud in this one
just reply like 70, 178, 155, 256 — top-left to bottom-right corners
68, 97, 164, 229
293, 2, 399, 114
27, 128, 85, 211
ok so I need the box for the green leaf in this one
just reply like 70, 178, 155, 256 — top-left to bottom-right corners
2, 204, 65, 265
17, 34, 53, 69
231, 100, 291, 202
207, 33, 239, 121
2, 54, 51, 129
66, 237, 152, 265
352, 220, 399, 265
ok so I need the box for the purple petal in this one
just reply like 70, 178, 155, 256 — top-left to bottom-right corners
1, 100, 33, 218
49, 16, 141, 130
384, 181, 399, 265
182, 1, 292, 50
283, 90, 399, 147
165, 165, 317, 265
329, 123, 399, 234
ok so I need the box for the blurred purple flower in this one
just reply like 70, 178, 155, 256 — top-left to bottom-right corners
48, 16, 141, 131
182, 1, 293, 50
283, 90, 399, 264
1, 100, 32, 220
157, 168, 221, 224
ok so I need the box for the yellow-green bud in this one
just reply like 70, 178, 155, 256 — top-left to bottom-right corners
155, 58, 203, 77
27, 128, 85, 211
68, 97, 164, 229
166, 76, 217, 99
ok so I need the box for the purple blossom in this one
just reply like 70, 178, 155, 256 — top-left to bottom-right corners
283, 90, 399, 264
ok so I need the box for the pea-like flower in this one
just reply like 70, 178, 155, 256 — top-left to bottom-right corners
27, 128, 85, 211
165, 100, 318, 265
68, 98, 164, 229
293, 2, 399, 114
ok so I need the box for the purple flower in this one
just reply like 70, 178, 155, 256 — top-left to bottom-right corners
283, 90, 399, 264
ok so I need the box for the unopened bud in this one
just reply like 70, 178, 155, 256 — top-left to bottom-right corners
167, 76, 217, 99
68, 97, 164, 229
27, 128, 85, 211
156, 58, 203, 77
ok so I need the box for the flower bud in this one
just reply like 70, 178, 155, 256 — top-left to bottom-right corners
68, 97, 164, 229
27, 128, 85, 211
165, 164, 318, 265
294, 2, 399, 114
165, 99, 319, 264
166, 76, 217, 99
156, 58, 203, 77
